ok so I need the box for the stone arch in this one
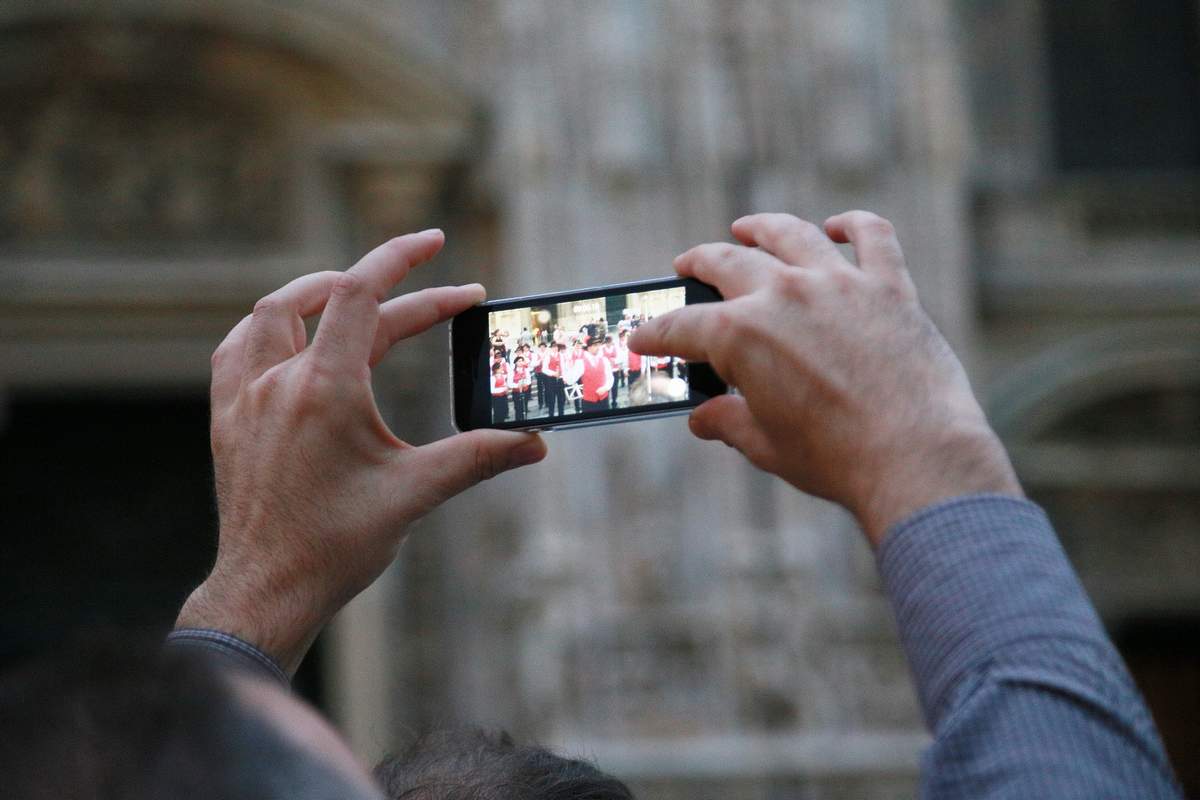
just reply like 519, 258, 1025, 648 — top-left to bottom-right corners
987, 320, 1200, 615
988, 321, 1200, 442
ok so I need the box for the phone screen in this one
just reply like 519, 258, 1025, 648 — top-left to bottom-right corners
451, 278, 727, 431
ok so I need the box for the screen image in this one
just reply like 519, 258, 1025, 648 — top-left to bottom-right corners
485, 285, 687, 424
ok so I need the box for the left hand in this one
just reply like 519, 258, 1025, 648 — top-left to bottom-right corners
176, 230, 546, 675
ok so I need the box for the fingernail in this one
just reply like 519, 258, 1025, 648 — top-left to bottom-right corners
419, 228, 444, 237
462, 282, 486, 299
510, 437, 545, 468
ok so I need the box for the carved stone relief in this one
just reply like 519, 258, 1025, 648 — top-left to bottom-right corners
0, 23, 289, 250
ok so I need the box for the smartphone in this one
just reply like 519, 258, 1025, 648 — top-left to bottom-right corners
451, 277, 727, 432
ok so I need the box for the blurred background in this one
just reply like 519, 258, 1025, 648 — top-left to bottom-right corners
1, 1, 1197, 797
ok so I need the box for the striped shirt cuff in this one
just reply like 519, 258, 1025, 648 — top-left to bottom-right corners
166, 628, 290, 689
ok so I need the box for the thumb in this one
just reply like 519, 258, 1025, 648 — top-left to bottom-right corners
406, 430, 547, 509
689, 395, 776, 471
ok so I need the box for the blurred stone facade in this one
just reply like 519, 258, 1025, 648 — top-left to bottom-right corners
0, 1, 1196, 798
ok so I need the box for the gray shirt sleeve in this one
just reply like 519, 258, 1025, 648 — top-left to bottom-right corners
877, 494, 1182, 799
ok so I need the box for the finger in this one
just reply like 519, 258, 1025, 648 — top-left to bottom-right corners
823, 210, 907, 279
311, 230, 445, 372
627, 305, 718, 361
211, 314, 252, 411
242, 271, 342, 380
309, 271, 380, 372
674, 242, 780, 299
347, 229, 445, 300
405, 430, 547, 511
688, 395, 776, 471
370, 284, 487, 366
731, 213, 841, 267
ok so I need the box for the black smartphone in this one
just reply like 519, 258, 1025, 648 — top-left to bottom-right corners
450, 277, 727, 432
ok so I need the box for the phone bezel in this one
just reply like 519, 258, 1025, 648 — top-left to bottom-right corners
450, 277, 726, 432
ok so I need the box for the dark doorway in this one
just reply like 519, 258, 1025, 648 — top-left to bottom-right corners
0, 390, 324, 706
1116, 617, 1200, 798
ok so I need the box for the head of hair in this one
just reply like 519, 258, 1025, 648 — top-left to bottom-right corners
516, 356, 527, 365
492, 363, 504, 373
374, 728, 633, 800
0, 635, 369, 800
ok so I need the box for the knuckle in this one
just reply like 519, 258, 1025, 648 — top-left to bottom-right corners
252, 295, 280, 317
378, 236, 415, 268
692, 243, 739, 276
295, 357, 337, 395
876, 271, 914, 303
854, 211, 896, 239
245, 367, 285, 407
210, 343, 230, 370
651, 312, 674, 342
711, 242, 741, 264
710, 304, 740, 336
830, 266, 860, 295
790, 217, 824, 239
473, 439, 502, 482
775, 269, 813, 302
332, 271, 366, 298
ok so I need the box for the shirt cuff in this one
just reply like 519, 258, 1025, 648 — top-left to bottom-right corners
166, 628, 291, 690
876, 493, 1107, 728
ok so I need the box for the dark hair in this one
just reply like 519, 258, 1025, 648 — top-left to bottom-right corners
0, 636, 371, 800
374, 729, 633, 800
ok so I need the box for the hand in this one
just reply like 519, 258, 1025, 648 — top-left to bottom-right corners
629, 212, 1020, 546
176, 230, 547, 674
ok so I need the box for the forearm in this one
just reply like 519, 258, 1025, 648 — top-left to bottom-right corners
879, 495, 1181, 798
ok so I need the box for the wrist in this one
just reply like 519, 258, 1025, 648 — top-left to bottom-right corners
175, 565, 329, 677
851, 419, 1023, 548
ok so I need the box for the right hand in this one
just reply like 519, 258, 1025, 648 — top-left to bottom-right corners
628, 211, 1021, 546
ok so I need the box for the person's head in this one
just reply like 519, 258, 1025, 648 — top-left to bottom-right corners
493, 363, 504, 375
555, 343, 565, 352
0, 637, 381, 800
516, 356, 527, 367
374, 729, 633, 800
618, 331, 627, 341
587, 336, 602, 353
604, 335, 612, 344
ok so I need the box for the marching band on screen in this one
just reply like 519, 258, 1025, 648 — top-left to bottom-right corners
488, 288, 689, 423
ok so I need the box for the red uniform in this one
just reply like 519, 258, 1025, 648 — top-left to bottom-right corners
491, 372, 508, 396
574, 351, 613, 402
627, 350, 642, 371
510, 365, 531, 391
